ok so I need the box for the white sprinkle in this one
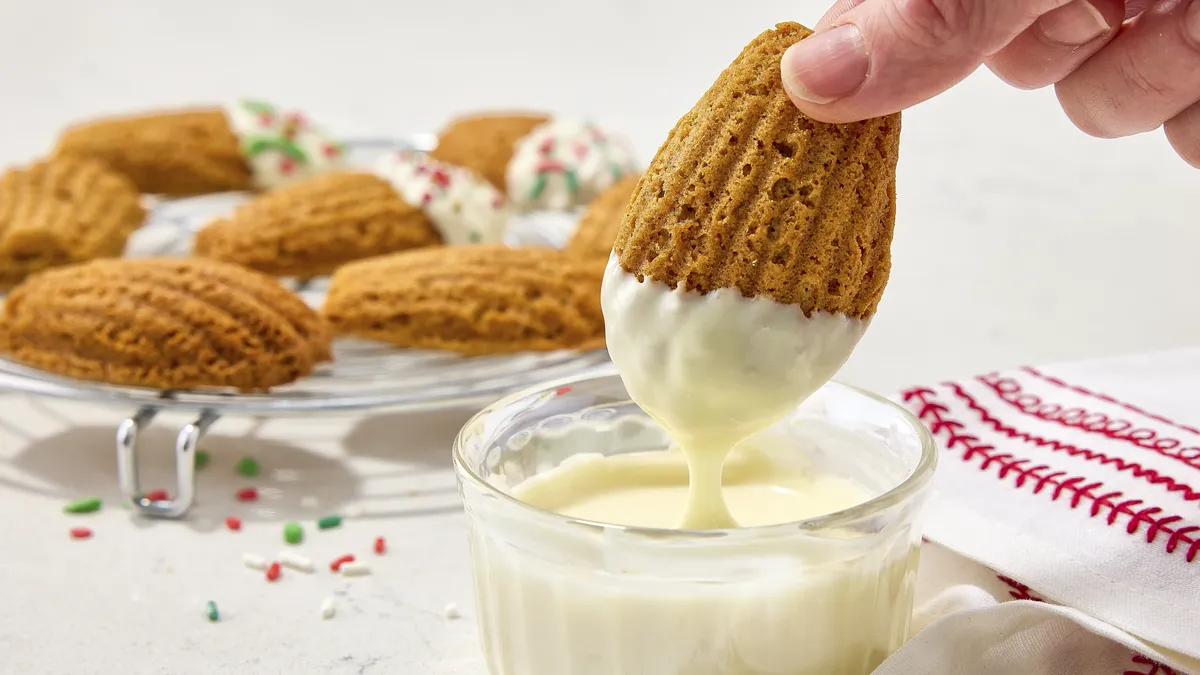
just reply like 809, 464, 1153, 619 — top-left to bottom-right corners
242, 553, 268, 571
278, 550, 315, 573
443, 603, 461, 620
320, 596, 336, 620
343, 504, 364, 518
340, 561, 371, 577
300, 496, 319, 508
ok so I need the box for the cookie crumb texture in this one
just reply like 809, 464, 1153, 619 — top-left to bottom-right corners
0, 156, 146, 289
0, 258, 332, 391
54, 108, 252, 196
193, 172, 442, 278
323, 245, 606, 355
566, 174, 641, 259
430, 113, 550, 193
614, 22, 900, 319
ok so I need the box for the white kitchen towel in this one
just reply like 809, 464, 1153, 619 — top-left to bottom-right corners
886, 347, 1200, 672
897, 542, 1197, 674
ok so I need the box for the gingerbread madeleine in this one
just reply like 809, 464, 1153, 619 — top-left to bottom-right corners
431, 112, 639, 212
193, 151, 510, 278
322, 245, 606, 355
0, 258, 332, 392
54, 99, 344, 196
565, 174, 640, 259
0, 156, 146, 289
600, 22, 901, 446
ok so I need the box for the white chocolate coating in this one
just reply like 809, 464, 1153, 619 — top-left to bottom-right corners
505, 119, 637, 211
599, 254, 868, 528
373, 150, 510, 245
222, 99, 345, 189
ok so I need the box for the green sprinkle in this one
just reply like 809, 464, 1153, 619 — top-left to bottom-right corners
317, 515, 342, 530
194, 450, 210, 469
63, 498, 102, 514
528, 173, 548, 200
283, 522, 304, 545
235, 457, 260, 478
206, 600, 220, 622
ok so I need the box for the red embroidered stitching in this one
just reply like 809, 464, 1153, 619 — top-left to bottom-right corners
966, 379, 1200, 503
902, 386, 1200, 563
982, 374, 1200, 472
1024, 366, 1200, 437
1125, 653, 1179, 675
995, 575, 1046, 602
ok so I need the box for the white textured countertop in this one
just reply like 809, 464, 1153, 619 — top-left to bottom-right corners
0, 0, 1198, 672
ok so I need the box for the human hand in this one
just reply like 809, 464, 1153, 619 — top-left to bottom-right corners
780, 0, 1200, 167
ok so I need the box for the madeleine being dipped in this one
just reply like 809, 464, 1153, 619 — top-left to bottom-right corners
601, 21, 901, 460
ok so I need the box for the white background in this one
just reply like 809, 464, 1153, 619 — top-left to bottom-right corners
0, 2, 1197, 673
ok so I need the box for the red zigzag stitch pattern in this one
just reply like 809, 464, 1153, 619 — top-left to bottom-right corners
971, 377, 1200, 504
901, 386, 1200, 563
1024, 366, 1200, 437
982, 373, 1200, 471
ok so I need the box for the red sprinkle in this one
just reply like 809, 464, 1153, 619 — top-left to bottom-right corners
144, 489, 168, 501
225, 516, 242, 531
373, 537, 386, 555
70, 527, 92, 540
266, 561, 282, 581
236, 487, 258, 502
329, 554, 355, 572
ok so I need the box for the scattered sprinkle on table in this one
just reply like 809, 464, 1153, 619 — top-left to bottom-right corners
225, 516, 242, 531
443, 603, 461, 620
329, 554, 355, 572
242, 553, 268, 571
316, 515, 342, 530
206, 600, 220, 622
300, 496, 319, 508
266, 561, 282, 582
236, 487, 259, 502
194, 450, 210, 469
69, 527, 93, 540
374, 537, 386, 555
279, 551, 314, 573
143, 489, 168, 501
283, 522, 303, 545
63, 497, 102, 514
340, 561, 371, 577
320, 596, 336, 620
236, 456, 260, 477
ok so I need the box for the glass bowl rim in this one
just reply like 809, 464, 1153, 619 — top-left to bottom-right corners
452, 367, 937, 539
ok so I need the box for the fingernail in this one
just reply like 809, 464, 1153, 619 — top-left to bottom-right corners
781, 24, 868, 104
1038, 0, 1109, 46
1186, 0, 1200, 44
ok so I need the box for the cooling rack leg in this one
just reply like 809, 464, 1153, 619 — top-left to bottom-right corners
116, 407, 220, 518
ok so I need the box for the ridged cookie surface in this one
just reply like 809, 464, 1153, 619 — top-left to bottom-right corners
430, 113, 549, 193
323, 245, 606, 355
0, 258, 332, 392
565, 175, 640, 259
614, 22, 901, 319
54, 109, 252, 196
0, 156, 146, 289
193, 172, 443, 278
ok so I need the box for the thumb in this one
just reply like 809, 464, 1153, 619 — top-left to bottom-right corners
782, 0, 1075, 123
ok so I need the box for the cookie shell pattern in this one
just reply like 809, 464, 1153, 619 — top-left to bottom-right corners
0, 258, 332, 392
565, 174, 640, 260
322, 245, 606, 356
372, 150, 510, 246
0, 156, 146, 289
613, 22, 900, 319
54, 109, 254, 196
505, 119, 639, 212
193, 172, 443, 278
